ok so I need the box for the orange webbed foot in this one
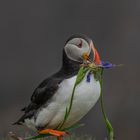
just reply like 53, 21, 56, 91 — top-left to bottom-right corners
39, 129, 68, 140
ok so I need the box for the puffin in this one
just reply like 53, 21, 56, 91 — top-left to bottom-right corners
14, 34, 101, 140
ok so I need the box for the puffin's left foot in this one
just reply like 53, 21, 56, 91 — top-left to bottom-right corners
39, 129, 68, 140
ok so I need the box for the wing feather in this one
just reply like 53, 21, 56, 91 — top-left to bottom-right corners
14, 76, 63, 124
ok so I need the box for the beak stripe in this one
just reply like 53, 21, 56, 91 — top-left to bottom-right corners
92, 46, 101, 65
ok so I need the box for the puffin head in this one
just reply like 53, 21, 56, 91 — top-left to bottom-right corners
64, 34, 101, 65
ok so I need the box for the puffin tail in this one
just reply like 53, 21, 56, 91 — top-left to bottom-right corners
12, 120, 22, 125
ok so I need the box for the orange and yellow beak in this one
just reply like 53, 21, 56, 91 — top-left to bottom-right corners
82, 47, 101, 65
82, 52, 90, 61
92, 47, 101, 65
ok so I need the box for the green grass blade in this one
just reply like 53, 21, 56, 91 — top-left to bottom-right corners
99, 71, 114, 140
58, 67, 88, 129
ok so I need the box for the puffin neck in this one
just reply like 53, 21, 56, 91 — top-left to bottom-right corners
61, 50, 80, 74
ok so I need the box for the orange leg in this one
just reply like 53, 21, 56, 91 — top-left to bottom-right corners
39, 129, 68, 140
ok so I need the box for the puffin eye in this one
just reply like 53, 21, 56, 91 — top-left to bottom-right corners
77, 40, 82, 48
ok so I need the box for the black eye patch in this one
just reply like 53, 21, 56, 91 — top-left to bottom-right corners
77, 40, 82, 48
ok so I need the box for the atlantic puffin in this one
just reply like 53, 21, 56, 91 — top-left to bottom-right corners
14, 34, 101, 140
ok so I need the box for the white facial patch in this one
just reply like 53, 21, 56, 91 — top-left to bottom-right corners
65, 38, 91, 62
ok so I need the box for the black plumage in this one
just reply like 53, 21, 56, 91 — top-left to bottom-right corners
14, 50, 81, 125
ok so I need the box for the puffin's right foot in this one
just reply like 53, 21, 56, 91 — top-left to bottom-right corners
39, 129, 68, 140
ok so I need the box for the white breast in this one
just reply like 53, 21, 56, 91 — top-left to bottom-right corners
24, 72, 101, 130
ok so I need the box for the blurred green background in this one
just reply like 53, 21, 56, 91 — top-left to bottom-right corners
0, 0, 139, 139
